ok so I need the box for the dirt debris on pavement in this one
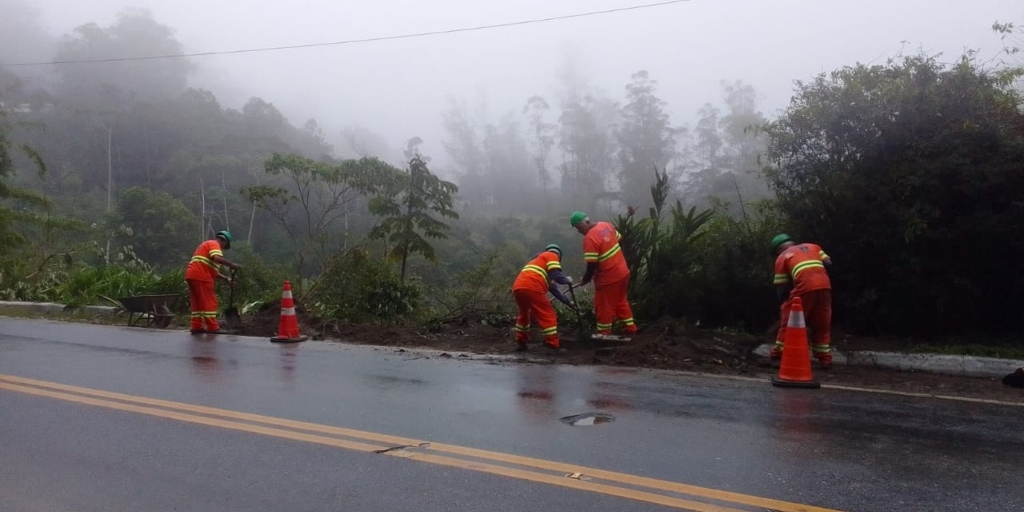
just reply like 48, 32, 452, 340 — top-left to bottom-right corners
235, 300, 1023, 404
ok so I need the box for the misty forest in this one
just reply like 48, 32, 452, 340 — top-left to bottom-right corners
2, 4, 1023, 343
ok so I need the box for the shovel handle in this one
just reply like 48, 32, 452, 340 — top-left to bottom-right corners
228, 268, 237, 303
567, 284, 583, 321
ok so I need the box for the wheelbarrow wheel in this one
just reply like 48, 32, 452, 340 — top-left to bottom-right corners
153, 305, 174, 329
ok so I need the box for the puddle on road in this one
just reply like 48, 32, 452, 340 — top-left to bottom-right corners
559, 412, 616, 426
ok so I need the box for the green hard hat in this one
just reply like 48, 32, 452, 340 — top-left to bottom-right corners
216, 230, 233, 242
545, 244, 562, 256
569, 211, 588, 228
771, 233, 793, 250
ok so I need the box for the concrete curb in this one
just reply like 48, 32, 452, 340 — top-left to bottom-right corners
753, 343, 1023, 379
0, 300, 116, 316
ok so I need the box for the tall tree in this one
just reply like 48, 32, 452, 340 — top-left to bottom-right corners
523, 95, 555, 213
370, 139, 459, 282
558, 95, 618, 213
683, 81, 773, 214
617, 70, 678, 210
693, 103, 722, 170
441, 97, 487, 208
481, 113, 536, 214
242, 153, 397, 283
553, 51, 619, 213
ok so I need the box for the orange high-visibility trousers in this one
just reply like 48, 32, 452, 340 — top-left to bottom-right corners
513, 288, 559, 348
594, 276, 637, 335
187, 278, 220, 331
773, 289, 832, 363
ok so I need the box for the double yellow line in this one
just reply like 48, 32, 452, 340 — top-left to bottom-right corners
0, 373, 841, 512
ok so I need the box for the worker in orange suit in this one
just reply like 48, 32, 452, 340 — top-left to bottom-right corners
570, 211, 637, 339
770, 234, 833, 367
185, 230, 242, 335
512, 244, 575, 352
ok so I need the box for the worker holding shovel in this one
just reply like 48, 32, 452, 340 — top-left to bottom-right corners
512, 244, 576, 352
185, 230, 243, 335
570, 211, 637, 340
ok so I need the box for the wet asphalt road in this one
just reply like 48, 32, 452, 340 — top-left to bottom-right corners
1, 318, 1022, 512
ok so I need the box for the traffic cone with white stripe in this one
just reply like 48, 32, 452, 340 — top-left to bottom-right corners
271, 281, 308, 343
771, 297, 819, 389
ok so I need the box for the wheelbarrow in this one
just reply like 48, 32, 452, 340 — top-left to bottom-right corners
106, 294, 179, 328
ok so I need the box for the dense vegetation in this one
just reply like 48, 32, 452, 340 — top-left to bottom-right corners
2, 9, 1022, 342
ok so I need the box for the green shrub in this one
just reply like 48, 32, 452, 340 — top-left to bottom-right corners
612, 169, 783, 333
307, 247, 421, 324
215, 244, 291, 311
426, 251, 517, 324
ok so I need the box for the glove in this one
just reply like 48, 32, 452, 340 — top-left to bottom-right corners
565, 276, 574, 285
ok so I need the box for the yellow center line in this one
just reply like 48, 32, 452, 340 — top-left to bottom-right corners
0, 374, 843, 512
0, 382, 746, 512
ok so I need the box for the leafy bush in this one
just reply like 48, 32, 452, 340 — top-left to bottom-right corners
612, 168, 783, 332
762, 53, 1024, 337
215, 243, 291, 311
613, 168, 714, 321
55, 254, 187, 310
307, 246, 421, 324
684, 198, 783, 331
427, 251, 517, 325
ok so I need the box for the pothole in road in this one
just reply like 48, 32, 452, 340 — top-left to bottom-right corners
559, 412, 616, 426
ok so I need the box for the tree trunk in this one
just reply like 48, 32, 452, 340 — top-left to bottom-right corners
221, 172, 230, 231
400, 250, 408, 283
105, 125, 112, 264
199, 176, 206, 242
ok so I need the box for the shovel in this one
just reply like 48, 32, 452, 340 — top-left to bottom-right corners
223, 268, 242, 331
565, 284, 595, 348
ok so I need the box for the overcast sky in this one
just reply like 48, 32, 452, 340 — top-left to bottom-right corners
14, 0, 1023, 167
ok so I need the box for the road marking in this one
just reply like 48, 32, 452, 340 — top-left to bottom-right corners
0, 373, 841, 512
0, 381, 746, 512
818, 384, 1024, 407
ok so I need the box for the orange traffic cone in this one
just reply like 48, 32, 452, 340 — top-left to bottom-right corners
771, 296, 820, 389
271, 281, 308, 344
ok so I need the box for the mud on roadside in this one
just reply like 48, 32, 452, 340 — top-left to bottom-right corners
237, 301, 1023, 404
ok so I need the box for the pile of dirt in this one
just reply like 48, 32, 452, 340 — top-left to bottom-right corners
238, 303, 765, 373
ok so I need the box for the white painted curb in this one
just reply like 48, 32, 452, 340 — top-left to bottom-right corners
0, 300, 116, 315
754, 343, 1022, 378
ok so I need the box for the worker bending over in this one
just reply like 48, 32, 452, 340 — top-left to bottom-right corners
512, 244, 575, 352
770, 233, 833, 367
185, 230, 243, 334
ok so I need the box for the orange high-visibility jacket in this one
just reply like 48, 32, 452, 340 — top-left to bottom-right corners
773, 243, 831, 295
185, 240, 224, 282
583, 221, 629, 285
513, 251, 563, 294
